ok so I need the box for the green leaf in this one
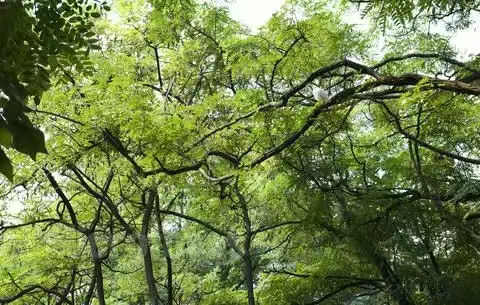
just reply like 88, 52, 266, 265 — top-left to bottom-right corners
0, 128, 13, 148
69, 16, 82, 23
0, 147, 13, 181
9, 122, 48, 160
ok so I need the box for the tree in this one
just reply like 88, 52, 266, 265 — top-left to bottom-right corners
1, 0, 480, 305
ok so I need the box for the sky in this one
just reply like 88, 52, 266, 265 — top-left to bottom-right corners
452, 21, 480, 57
228, 0, 285, 30
227, 0, 480, 57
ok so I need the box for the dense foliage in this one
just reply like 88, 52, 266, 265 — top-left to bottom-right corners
1, 1, 480, 305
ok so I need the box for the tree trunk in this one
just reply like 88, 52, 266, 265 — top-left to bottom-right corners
88, 233, 106, 305
155, 201, 174, 305
243, 252, 255, 305
140, 189, 161, 305
140, 233, 161, 305
83, 273, 97, 305
238, 184, 255, 305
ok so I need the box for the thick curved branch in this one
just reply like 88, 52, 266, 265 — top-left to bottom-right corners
372, 53, 480, 74
104, 129, 202, 177
147, 157, 202, 176
249, 98, 356, 167
191, 58, 377, 149
280, 58, 380, 106
43, 168, 83, 231
206, 151, 239, 165
378, 100, 480, 164
0, 286, 40, 304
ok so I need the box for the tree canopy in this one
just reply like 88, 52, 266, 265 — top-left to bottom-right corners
1, 1, 480, 305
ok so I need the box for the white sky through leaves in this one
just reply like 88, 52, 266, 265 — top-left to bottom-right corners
228, 0, 479, 56
228, 0, 285, 30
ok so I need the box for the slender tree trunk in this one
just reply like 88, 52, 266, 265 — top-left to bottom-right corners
155, 201, 174, 305
243, 247, 255, 305
83, 273, 97, 305
141, 189, 161, 305
139, 234, 161, 305
88, 233, 106, 305
238, 185, 255, 305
